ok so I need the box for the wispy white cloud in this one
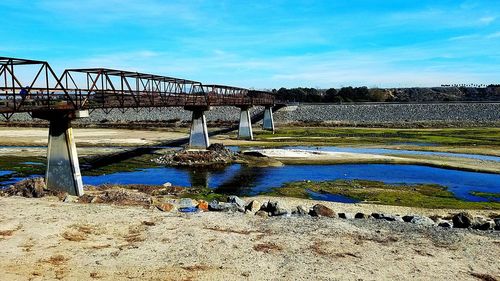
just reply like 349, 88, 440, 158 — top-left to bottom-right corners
36, 0, 206, 26
486, 31, 500, 38
479, 16, 496, 25
53, 40, 499, 89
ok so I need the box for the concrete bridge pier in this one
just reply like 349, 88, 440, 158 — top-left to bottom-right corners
262, 106, 275, 133
238, 106, 253, 140
32, 110, 89, 196
185, 106, 210, 149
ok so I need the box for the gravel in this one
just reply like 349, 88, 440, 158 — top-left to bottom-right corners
4, 103, 499, 126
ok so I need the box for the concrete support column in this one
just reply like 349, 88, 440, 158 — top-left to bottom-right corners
238, 106, 253, 140
262, 106, 275, 133
33, 110, 89, 196
187, 107, 210, 148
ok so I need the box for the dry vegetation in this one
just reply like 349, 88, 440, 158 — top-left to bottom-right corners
253, 242, 283, 253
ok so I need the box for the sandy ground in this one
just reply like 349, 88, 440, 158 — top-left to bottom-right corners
0, 127, 188, 147
0, 196, 499, 281
248, 148, 402, 161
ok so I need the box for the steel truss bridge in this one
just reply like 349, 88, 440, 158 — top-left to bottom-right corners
0, 57, 276, 119
0, 56, 279, 196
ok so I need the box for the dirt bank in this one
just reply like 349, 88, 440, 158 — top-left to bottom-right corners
0, 196, 499, 281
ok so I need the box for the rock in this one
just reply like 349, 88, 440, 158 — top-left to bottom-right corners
208, 200, 239, 212
227, 195, 246, 208
409, 216, 435, 226
292, 205, 309, 216
265, 201, 288, 216
179, 198, 196, 208
378, 214, 403, 222
259, 201, 268, 211
471, 217, 494, 230
162, 182, 172, 187
494, 218, 500, 231
338, 213, 354, 219
5, 177, 47, 198
255, 210, 269, 218
197, 200, 209, 211
90, 196, 104, 204
402, 215, 414, 222
354, 212, 366, 219
452, 212, 473, 228
438, 220, 453, 228
472, 221, 494, 231
310, 204, 335, 218
371, 213, 382, 219
245, 200, 261, 213
63, 195, 78, 203
156, 203, 175, 212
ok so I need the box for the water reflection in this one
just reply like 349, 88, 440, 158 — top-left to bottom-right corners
213, 165, 268, 195
79, 163, 500, 202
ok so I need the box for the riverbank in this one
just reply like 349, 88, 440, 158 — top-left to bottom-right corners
0, 195, 499, 281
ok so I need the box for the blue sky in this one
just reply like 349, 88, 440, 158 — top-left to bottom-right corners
1, 0, 499, 89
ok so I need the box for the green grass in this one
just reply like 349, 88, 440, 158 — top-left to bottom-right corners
264, 179, 500, 210
470, 191, 500, 201
0, 156, 46, 179
254, 127, 500, 147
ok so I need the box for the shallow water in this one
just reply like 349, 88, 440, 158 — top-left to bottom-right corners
81, 164, 500, 202
1, 145, 499, 203
0, 171, 13, 177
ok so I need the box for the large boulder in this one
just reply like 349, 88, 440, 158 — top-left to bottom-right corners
179, 198, 197, 208
494, 218, 500, 231
354, 212, 366, 219
309, 204, 336, 218
208, 200, 239, 212
292, 205, 309, 216
409, 216, 435, 226
227, 195, 246, 208
374, 214, 403, 222
471, 216, 494, 230
263, 201, 288, 216
245, 200, 261, 213
452, 212, 473, 228
156, 203, 175, 212
338, 213, 354, 219
437, 220, 453, 228
197, 200, 209, 211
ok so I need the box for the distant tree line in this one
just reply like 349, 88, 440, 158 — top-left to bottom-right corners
272, 87, 394, 103
271, 85, 500, 103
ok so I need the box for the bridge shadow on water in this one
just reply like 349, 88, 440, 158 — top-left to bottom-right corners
182, 164, 265, 196
82, 105, 285, 171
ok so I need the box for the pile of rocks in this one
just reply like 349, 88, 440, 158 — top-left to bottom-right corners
154, 144, 237, 166
0, 177, 62, 198
154, 195, 500, 232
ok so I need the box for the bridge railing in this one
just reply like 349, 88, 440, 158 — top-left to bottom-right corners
59, 68, 210, 110
0, 57, 76, 117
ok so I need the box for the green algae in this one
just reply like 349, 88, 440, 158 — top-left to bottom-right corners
265, 180, 500, 210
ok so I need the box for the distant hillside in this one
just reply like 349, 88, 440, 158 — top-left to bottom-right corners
272, 86, 500, 103
391, 86, 500, 102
